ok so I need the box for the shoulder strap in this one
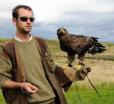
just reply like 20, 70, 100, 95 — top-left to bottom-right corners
34, 37, 72, 91
34, 36, 47, 56
34, 37, 48, 64
34, 37, 68, 103
34, 37, 54, 73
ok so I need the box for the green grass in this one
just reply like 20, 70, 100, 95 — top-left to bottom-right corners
0, 91, 5, 104
65, 82, 114, 104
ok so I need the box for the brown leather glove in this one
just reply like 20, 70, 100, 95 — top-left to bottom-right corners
76, 67, 91, 80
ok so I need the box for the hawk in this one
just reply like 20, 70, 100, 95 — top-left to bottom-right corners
57, 28, 106, 67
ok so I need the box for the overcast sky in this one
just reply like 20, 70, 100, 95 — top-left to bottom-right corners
0, 0, 114, 42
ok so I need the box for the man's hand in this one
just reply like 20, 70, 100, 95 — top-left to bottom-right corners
76, 67, 91, 80
62, 66, 91, 81
21, 82, 38, 94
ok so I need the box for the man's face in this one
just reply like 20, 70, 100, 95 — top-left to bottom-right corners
14, 8, 34, 34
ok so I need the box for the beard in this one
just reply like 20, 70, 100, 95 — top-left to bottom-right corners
20, 26, 32, 34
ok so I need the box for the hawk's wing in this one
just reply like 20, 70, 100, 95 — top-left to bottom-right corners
69, 34, 93, 53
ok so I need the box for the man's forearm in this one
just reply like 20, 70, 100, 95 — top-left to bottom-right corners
2, 80, 21, 89
2, 80, 38, 94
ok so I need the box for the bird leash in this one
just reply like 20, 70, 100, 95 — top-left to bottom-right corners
74, 65, 104, 104
86, 75, 103, 101
74, 76, 104, 104
74, 81, 84, 104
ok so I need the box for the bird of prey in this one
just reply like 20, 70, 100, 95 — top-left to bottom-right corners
57, 28, 106, 67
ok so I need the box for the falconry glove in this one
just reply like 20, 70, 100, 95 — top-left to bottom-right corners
75, 67, 91, 80
62, 66, 91, 81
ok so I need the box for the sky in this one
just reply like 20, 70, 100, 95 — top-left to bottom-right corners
0, 0, 114, 42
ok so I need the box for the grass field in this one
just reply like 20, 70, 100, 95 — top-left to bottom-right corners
0, 39, 114, 104
65, 82, 114, 104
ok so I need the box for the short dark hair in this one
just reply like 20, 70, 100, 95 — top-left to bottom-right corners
12, 5, 33, 18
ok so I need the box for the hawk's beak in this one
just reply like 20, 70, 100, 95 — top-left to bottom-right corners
59, 29, 66, 34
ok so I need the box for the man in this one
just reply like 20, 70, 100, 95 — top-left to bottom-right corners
0, 5, 91, 104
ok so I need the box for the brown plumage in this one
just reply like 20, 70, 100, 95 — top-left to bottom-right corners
57, 28, 106, 67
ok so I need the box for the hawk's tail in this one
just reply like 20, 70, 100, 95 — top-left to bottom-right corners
88, 37, 106, 54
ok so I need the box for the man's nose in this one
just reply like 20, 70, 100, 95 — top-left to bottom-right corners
26, 18, 32, 23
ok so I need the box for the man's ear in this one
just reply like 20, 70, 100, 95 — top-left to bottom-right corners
12, 18, 17, 25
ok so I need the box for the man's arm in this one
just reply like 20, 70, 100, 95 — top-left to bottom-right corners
54, 66, 91, 91
0, 47, 38, 94
3, 80, 38, 94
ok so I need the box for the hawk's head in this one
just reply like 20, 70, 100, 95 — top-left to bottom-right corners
57, 28, 68, 37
